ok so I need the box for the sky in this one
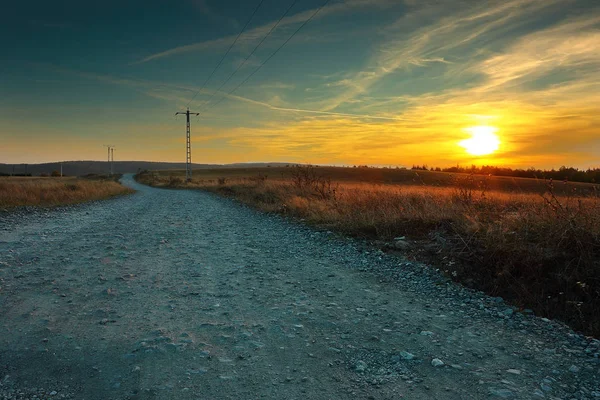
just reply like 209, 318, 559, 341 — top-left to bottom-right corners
1, 0, 599, 169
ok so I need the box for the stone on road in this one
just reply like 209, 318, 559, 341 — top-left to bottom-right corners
0, 174, 598, 399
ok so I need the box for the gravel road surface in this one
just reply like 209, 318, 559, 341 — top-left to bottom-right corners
0, 174, 598, 400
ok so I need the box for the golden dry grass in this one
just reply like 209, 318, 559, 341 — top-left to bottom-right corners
139, 165, 600, 196
137, 167, 600, 336
0, 176, 134, 208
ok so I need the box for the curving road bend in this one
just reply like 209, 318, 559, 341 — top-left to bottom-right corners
0, 174, 598, 399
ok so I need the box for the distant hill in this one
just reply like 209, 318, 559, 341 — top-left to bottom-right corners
0, 161, 298, 177
223, 162, 296, 168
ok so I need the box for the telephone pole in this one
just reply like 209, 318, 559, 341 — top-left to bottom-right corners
175, 108, 199, 182
110, 148, 115, 175
104, 145, 115, 176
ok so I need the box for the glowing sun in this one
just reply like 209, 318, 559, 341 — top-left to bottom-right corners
459, 126, 500, 156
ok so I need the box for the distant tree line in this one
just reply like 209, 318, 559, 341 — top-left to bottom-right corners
410, 164, 600, 183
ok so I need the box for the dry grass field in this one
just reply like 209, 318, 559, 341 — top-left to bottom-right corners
138, 165, 600, 195
0, 175, 134, 209
137, 166, 600, 336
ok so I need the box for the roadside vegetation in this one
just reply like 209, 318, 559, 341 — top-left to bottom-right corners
0, 174, 134, 209
136, 166, 600, 336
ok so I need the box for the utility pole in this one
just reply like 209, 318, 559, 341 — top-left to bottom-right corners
175, 108, 199, 182
111, 148, 115, 175
104, 145, 115, 176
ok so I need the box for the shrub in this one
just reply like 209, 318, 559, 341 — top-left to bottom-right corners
168, 176, 183, 187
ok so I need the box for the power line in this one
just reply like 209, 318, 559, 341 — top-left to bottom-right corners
199, 0, 301, 112
186, 0, 266, 107
206, 0, 332, 113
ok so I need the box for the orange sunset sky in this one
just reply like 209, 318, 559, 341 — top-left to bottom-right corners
1, 0, 599, 169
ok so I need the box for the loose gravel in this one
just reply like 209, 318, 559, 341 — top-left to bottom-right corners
0, 174, 598, 399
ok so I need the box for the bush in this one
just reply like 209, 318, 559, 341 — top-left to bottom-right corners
168, 176, 183, 187
290, 165, 337, 200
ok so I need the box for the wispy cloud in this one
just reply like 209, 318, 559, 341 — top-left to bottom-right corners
55, 66, 399, 123
133, 0, 397, 64
473, 15, 600, 90
190, 0, 240, 28
317, 0, 567, 111
255, 81, 296, 90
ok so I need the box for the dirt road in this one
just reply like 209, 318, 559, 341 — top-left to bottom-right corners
1, 174, 598, 399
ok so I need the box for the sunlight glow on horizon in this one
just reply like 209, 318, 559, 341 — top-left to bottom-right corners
459, 126, 501, 156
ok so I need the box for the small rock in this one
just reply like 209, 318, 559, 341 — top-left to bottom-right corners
394, 240, 411, 250
506, 369, 521, 375
355, 360, 367, 372
502, 308, 514, 317
420, 331, 434, 336
431, 358, 444, 367
400, 351, 415, 360
489, 388, 515, 398
568, 365, 580, 373
49, 391, 57, 396
186, 368, 207, 375
540, 383, 552, 392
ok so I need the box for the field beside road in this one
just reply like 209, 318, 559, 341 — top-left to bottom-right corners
0, 175, 134, 209
137, 166, 600, 336
136, 165, 600, 195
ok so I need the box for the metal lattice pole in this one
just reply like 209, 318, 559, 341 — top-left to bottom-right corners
104, 145, 115, 176
175, 108, 199, 182
110, 148, 115, 176
186, 114, 191, 180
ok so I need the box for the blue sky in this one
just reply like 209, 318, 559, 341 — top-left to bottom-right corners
1, 0, 599, 168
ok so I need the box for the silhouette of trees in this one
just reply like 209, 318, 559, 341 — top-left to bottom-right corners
430, 164, 600, 183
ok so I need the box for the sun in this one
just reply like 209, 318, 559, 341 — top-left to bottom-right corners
459, 126, 500, 156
